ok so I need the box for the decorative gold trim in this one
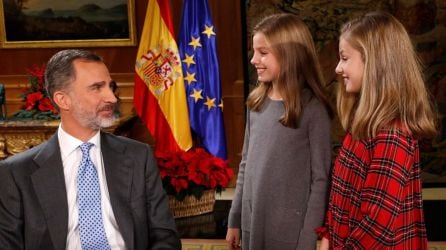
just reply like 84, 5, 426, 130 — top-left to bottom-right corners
4, 133, 47, 155
0, 120, 58, 159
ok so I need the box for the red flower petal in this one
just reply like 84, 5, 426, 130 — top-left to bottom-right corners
155, 148, 232, 194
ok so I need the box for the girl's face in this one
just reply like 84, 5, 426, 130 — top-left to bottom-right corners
250, 32, 280, 83
335, 38, 364, 93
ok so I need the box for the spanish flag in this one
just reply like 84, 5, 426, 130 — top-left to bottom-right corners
134, 0, 192, 153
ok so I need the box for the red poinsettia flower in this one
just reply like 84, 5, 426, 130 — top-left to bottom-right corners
26, 64, 46, 87
170, 178, 189, 193
24, 91, 43, 110
38, 97, 57, 113
155, 147, 233, 200
14, 64, 59, 120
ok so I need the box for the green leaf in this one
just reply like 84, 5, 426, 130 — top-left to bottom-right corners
190, 185, 205, 200
175, 190, 188, 201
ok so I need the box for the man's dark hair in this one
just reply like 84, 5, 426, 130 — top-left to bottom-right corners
44, 49, 103, 106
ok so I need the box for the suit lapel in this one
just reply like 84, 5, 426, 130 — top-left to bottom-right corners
101, 132, 135, 250
31, 134, 68, 250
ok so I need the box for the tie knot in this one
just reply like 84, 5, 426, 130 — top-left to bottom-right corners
79, 143, 94, 156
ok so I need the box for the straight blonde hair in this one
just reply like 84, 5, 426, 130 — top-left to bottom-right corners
337, 11, 437, 139
247, 13, 331, 128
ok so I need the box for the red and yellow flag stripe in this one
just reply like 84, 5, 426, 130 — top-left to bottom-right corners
134, 0, 192, 152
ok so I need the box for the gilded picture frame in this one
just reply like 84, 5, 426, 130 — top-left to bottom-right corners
0, 0, 136, 48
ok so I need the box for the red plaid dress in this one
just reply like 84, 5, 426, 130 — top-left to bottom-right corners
320, 129, 428, 249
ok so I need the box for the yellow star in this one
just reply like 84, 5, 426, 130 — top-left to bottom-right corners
204, 96, 216, 110
218, 100, 224, 110
182, 53, 196, 68
184, 71, 197, 85
189, 36, 202, 50
202, 25, 216, 39
190, 88, 204, 103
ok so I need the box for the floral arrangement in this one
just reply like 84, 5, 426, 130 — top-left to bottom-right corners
13, 64, 59, 120
155, 147, 233, 201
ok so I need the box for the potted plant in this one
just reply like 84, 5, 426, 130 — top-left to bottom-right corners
13, 64, 59, 120
155, 147, 233, 218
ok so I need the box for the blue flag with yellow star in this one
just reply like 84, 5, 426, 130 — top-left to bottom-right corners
178, 0, 227, 159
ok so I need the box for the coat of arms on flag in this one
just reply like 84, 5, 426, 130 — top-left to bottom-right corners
136, 46, 182, 96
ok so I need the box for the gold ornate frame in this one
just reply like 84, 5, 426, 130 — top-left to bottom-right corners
0, 0, 136, 48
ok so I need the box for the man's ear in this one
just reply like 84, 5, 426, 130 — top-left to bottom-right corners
53, 91, 70, 110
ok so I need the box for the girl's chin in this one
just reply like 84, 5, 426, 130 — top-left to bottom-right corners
257, 76, 272, 82
345, 85, 360, 94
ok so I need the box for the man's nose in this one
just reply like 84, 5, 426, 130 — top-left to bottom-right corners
104, 86, 118, 103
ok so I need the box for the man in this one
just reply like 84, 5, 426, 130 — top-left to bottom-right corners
0, 49, 181, 250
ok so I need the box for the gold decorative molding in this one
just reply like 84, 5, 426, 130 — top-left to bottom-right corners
0, 120, 59, 159
4, 133, 47, 155
0, 137, 6, 159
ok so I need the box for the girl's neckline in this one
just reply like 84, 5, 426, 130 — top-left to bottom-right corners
267, 96, 283, 102
267, 86, 282, 101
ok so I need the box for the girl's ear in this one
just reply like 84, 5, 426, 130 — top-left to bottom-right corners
53, 91, 70, 110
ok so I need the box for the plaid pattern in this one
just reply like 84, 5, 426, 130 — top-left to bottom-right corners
325, 129, 427, 249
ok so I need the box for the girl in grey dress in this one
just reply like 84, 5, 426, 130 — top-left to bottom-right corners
226, 13, 332, 250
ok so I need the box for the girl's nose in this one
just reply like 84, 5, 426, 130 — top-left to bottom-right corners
335, 61, 343, 74
250, 53, 258, 65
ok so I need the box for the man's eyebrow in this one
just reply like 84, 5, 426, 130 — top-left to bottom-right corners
89, 81, 106, 87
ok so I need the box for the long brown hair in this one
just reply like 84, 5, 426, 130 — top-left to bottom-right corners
247, 13, 331, 128
337, 11, 437, 139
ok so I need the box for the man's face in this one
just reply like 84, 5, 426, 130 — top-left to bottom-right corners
67, 60, 118, 130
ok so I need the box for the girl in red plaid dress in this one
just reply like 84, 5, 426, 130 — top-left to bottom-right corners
319, 12, 437, 249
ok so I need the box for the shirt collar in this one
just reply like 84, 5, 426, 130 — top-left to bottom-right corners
58, 125, 101, 160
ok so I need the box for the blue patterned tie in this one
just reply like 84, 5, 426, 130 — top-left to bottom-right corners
77, 143, 111, 250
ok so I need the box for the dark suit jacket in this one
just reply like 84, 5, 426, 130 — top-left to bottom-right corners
0, 131, 181, 250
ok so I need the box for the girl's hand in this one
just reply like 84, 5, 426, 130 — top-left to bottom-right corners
226, 228, 241, 250
319, 237, 329, 250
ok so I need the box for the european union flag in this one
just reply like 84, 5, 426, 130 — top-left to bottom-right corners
178, 0, 227, 159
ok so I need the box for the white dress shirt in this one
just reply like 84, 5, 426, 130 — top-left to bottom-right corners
58, 126, 126, 250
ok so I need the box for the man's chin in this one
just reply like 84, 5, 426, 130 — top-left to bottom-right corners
98, 116, 118, 128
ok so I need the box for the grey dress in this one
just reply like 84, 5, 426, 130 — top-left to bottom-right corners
228, 89, 331, 250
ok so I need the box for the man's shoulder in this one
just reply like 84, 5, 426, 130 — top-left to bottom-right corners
101, 131, 150, 150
